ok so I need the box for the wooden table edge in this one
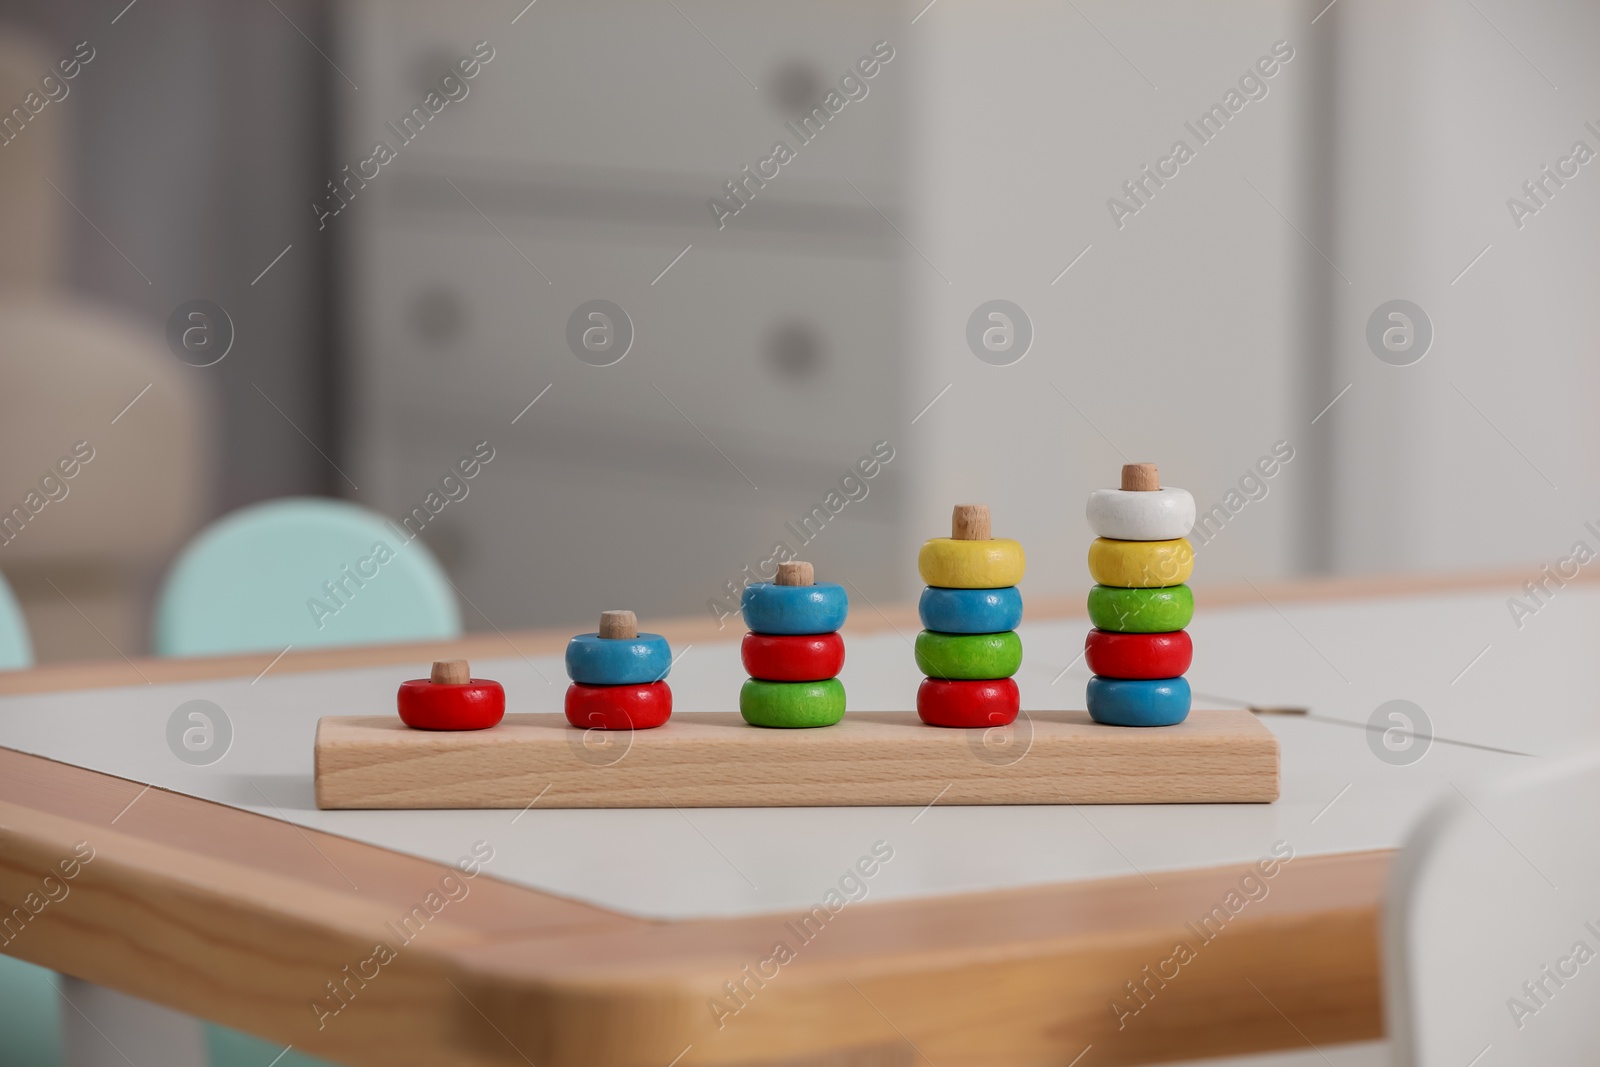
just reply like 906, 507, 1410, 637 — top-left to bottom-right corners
0, 742, 1388, 1065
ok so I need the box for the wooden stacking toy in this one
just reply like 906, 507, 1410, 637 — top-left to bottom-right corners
564, 610, 673, 730
1084, 464, 1196, 727
318, 485, 1283, 808
396, 659, 506, 731
915, 504, 1024, 727
739, 561, 848, 727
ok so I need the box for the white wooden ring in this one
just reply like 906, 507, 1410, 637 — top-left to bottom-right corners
1086, 487, 1195, 541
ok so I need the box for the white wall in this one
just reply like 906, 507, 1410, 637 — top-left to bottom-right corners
1327, 0, 1600, 576
906, 0, 1311, 601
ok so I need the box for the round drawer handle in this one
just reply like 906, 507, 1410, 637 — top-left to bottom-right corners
410, 287, 465, 347
768, 59, 824, 114
767, 321, 825, 380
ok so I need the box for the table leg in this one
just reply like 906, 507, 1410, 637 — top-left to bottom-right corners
58, 975, 207, 1067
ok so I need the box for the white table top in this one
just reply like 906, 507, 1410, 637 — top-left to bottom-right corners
1, 584, 1588, 920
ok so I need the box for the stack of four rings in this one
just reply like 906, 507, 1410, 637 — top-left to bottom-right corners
915, 504, 1026, 727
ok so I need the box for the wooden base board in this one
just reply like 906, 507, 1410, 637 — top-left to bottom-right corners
314, 709, 1279, 809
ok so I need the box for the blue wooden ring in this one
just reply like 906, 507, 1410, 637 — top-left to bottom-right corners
918, 586, 1022, 634
565, 632, 673, 685
1086, 676, 1191, 727
740, 582, 849, 635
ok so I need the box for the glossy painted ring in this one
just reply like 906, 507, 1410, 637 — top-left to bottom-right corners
1085, 487, 1195, 542
739, 677, 847, 728
565, 632, 673, 686
917, 537, 1026, 589
564, 681, 672, 730
1086, 675, 1191, 727
917, 585, 1023, 634
741, 631, 845, 682
397, 678, 505, 731
913, 629, 1022, 680
1086, 584, 1194, 634
740, 581, 849, 635
1083, 629, 1192, 680
1087, 537, 1194, 589
916, 677, 1020, 728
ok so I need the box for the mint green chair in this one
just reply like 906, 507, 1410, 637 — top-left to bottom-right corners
0, 568, 57, 1067
0, 955, 59, 1067
153, 497, 463, 1067
0, 570, 33, 671
154, 497, 460, 657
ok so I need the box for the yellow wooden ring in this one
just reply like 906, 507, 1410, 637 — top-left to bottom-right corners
1087, 537, 1193, 588
918, 538, 1025, 589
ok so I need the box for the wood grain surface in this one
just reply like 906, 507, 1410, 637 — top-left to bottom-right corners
0, 748, 1380, 1067
314, 710, 1280, 809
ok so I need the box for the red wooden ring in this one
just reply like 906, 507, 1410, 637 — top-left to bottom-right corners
740, 631, 845, 682
916, 677, 1020, 728
564, 682, 673, 731
1083, 629, 1192, 680
396, 678, 505, 731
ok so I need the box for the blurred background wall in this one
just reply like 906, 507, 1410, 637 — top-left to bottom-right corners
0, 0, 1594, 661
0, 0, 334, 659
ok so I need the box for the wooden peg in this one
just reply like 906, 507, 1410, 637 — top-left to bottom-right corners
776, 561, 814, 586
1121, 464, 1160, 492
430, 659, 470, 685
951, 504, 991, 541
599, 610, 638, 640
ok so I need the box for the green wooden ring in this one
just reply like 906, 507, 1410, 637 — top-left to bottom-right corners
913, 629, 1022, 680
1087, 584, 1194, 633
739, 677, 846, 728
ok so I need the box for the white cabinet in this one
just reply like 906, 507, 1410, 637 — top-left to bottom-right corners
339, 0, 1308, 633
338, 0, 907, 191
348, 221, 903, 455
339, 0, 914, 631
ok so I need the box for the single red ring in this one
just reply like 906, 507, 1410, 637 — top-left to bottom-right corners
564, 682, 673, 731
1083, 629, 1192, 680
916, 677, 1020, 728
397, 678, 506, 731
740, 631, 845, 682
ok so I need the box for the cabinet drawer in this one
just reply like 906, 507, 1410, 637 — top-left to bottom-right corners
338, 0, 908, 202
347, 219, 903, 472
371, 455, 905, 631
